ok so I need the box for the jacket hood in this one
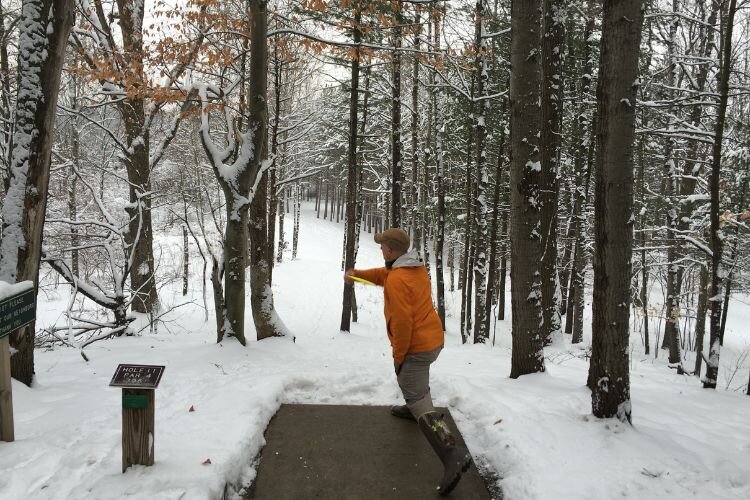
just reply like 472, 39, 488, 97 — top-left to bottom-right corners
392, 249, 424, 269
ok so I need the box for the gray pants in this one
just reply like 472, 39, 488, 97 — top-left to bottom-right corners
395, 346, 443, 420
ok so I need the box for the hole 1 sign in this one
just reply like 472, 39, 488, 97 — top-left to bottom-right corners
109, 364, 165, 472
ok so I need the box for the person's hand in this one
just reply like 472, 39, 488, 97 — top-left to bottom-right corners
344, 268, 355, 284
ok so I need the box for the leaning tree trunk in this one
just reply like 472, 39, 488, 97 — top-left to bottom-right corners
509, 0, 545, 378
704, 0, 736, 389
0, 0, 74, 386
587, 0, 643, 423
340, 7, 362, 333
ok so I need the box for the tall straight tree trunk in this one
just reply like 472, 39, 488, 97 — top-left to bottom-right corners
509, 0, 545, 377
340, 6, 362, 332
410, 6, 421, 249
247, 0, 284, 341
539, 0, 565, 345
472, 0, 490, 344
694, 264, 709, 376
704, 0, 736, 389
565, 6, 594, 344
588, 0, 643, 423
433, 8, 446, 330
572, 116, 596, 345
268, 39, 283, 283
292, 182, 301, 259
390, 1, 403, 228
0, 0, 74, 386
498, 208, 508, 321
116, 0, 158, 316
662, 0, 683, 371
486, 98, 508, 335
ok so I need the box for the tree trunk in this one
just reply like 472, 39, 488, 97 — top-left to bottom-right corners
247, 0, 283, 341
662, 0, 683, 371
472, 0, 490, 344
116, 0, 158, 316
410, 7, 422, 250
539, 0, 565, 345
588, 0, 643, 423
211, 255, 225, 343
433, 8, 446, 330
0, 0, 74, 386
509, 0, 545, 377
292, 183, 301, 259
694, 264, 708, 376
390, 1, 403, 228
340, 6, 362, 333
704, 0, 736, 389
182, 226, 189, 296
486, 98, 507, 335
498, 209, 508, 321
268, 36, 283, 281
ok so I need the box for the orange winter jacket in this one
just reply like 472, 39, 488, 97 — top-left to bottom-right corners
354, 250, 444, 364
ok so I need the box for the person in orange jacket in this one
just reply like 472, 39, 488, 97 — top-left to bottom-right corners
345, 228, 471, 496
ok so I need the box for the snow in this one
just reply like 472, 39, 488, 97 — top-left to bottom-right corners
0, 280, 34, 301
1, 203, 749, 499
0, 0, 48, 282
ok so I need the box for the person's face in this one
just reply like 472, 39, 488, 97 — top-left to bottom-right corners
380, 243, 396, 261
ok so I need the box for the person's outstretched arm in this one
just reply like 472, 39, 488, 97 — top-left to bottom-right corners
344, 267, 388, 287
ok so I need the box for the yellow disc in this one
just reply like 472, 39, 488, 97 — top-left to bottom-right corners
350, 276, 375, 286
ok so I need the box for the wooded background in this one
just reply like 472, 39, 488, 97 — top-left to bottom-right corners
0, 0, 748, 421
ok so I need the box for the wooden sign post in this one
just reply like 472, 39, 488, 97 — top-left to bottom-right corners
109, 364, 165, 472
0, 281, 36, 443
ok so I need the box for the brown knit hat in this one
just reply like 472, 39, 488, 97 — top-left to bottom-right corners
374, 228, 410, 253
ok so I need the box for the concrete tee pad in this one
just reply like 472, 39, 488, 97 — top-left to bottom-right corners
248, 404, 495, 499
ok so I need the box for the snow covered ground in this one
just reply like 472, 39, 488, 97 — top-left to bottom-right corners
1, 203, 749, 500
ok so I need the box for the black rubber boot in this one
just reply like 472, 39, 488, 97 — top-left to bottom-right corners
418, 411, 472, 496
390, 404, 416, 421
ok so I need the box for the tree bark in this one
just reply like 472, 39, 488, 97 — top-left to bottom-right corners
472, 0, 490, 344
247, 0, 284, 341
116, 0, 158, 316
588, 0, 643, 423
390, 1, 403, 228
704, 0, 736, 389
509, 0, 545, 377
693, 264, 708, 376
662, 0, 684, 371
0, 0, 74, 386
340, 6, 362, 333
433, 7, 446, 330
539, 0, 565, 345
